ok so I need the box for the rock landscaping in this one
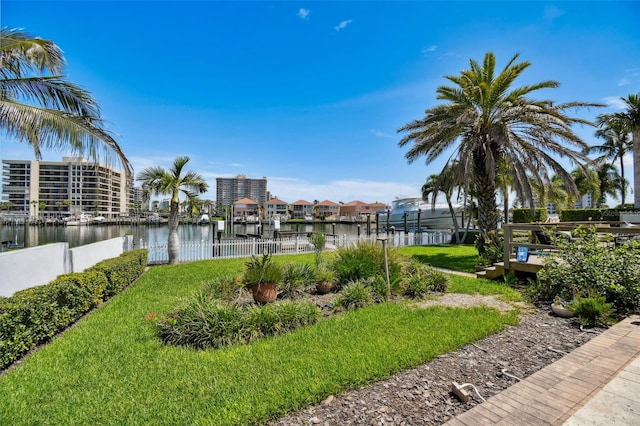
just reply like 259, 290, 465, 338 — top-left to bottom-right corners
272, 300, 600, 425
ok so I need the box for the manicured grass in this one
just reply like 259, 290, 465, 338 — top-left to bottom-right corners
0, 253, 520, 425
447, 274, 524, 302
399, 244, 479, 272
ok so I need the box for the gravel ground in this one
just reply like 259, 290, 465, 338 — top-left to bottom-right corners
271, 297, 601, 426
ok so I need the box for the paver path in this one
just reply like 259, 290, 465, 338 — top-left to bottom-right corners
444, 315, 640, 426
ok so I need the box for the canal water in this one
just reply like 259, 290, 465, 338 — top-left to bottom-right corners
0, 221, 376, 249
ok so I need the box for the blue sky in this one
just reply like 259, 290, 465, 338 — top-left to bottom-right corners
2, 1, 639, 205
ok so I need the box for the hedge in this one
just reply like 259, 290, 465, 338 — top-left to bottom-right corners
559, 209, 619, 222
0, 249, 147, 370
512, 208, 548, 223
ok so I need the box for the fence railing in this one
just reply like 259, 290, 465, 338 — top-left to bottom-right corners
141, 230, 453, 264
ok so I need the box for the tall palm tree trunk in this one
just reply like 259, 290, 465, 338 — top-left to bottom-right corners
445, 193, 461, 243
168, 201, 180, 265
620, 155, 627, 206
635, 132, 640, 208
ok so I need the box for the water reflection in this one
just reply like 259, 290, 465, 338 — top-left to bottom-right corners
0, 222, 371, 249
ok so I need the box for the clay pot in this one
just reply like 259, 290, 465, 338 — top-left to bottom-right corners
251, 282, 277, 303
316, 281, 334, 294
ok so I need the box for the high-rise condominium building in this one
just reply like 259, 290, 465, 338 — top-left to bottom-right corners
216, 174, 268, 206
1, 157, 130, 218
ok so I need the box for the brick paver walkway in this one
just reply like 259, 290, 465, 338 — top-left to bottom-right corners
444, 315, 640, 426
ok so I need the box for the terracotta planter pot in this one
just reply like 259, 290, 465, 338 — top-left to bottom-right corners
251, 282, 277, 303
316, 281, 334, 294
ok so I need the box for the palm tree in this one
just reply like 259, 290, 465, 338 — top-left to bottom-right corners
398, 52, 598, 251
571, 167, 600, 208
0, 28, 132, 180
611, 94, 640, 207
589, 114, 631, 205
137, 156, 208, 265
421, 163, 467, 243
533, 174, 573, 213
594, 162, 623, 207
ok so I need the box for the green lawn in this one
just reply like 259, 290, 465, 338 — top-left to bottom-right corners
399, 244, 479, 272
0, 249, 521, 425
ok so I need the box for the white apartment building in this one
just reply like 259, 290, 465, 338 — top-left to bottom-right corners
1, 157, 130, 218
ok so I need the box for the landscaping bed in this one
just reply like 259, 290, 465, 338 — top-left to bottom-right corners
272, 304, 600, 425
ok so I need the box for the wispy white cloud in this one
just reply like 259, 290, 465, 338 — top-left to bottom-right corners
543, 5, 564, 21
618, 78, 631, 86
421, 45, 437, 54
603, 96, 628, 110
334, 20, 352, 31
297, 8, 310, 20
369, 129, 395, 139
268, 176, 419, 204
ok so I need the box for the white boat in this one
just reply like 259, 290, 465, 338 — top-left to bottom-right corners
383, 197, 462, 231
64, 213, 93, 226
197, 214, 210, 224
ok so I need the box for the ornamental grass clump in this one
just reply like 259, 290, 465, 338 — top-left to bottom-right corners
335, 280, 374, 310
401, 261, 450, 298
569, 294, 614, 327
279, 262, 315, 299
150, 291, 321, 349
332, 241, 402, 290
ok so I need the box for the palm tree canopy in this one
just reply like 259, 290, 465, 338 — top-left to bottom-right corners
615, 93, 640, 207
588, 113, 630, 204
591, 114, 631, 162
136, 156, 209, 205
398, 52, 600, 233
594, 162, 623, 207
0, 27, 132, 179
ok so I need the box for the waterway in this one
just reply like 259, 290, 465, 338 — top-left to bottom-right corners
0, 221, 377, 250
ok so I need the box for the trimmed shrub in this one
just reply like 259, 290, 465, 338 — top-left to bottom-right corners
559, 209, 617, 222
512, 208, 548, 223
48, 271, 109, 313
0, 249, 147, 370
88, 249, 147, 297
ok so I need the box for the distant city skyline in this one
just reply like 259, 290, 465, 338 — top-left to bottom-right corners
2, 1, 638, 205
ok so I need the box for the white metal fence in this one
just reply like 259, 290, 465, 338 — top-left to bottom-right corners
140, 231, 453, 264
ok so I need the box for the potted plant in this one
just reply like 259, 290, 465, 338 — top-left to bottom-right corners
243, 254, 283, 303
314, 266, 335, 294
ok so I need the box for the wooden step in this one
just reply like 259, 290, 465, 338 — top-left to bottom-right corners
476, 263, 504, 280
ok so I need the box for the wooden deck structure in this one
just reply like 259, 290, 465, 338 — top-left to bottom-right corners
477, 222, 640, 279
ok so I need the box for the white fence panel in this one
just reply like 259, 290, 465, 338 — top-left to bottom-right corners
141, 231, 452, 264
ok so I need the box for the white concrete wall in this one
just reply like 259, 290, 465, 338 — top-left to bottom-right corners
0, 236, 134, 297
69, 237, 125, 272
0, 243, 70, 297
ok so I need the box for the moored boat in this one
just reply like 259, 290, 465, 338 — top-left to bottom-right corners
382, 197, 462, 231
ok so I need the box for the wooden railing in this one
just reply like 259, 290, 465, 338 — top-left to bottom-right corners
503, 222, 640, 271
